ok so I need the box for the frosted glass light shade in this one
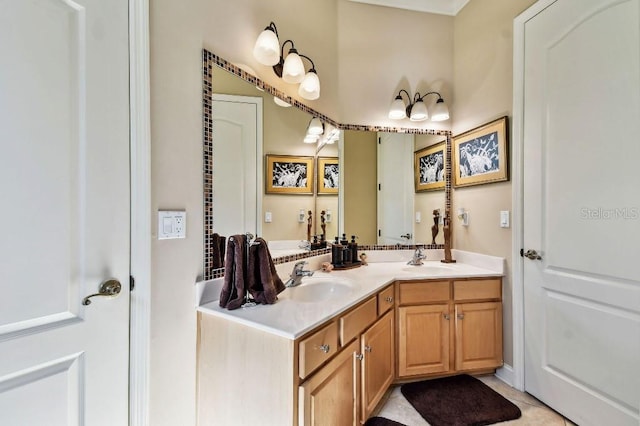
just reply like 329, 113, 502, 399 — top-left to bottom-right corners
282, 50, 305, 83
409, 100, 428, 121
273, 96, 291, 107
308, 117, 324, 135
388, 96, 407, 119
298, 71, 320, 100
303, 133, 319, 144
430, 99, 450, 121
253, 29, 280, 66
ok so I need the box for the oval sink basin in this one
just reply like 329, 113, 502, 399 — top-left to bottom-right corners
286, 278, 356, 303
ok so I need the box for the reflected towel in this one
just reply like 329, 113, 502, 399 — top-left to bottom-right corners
219, 234, 247, 310
210, 233, 225, 270
247, 237, 285, 304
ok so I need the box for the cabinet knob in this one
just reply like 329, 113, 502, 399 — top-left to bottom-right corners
364, 345, 372, 353
443, 313, 450, 320
355, 353, 364, 361
385, 296, 394, 303
319, 344, 330, 354
457, 313, 465, 320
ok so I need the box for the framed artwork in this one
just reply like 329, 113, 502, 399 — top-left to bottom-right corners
453, 116, 509, 187
317, 157, 339, 195
265, 154, 314, 194
414, 142, 446, 192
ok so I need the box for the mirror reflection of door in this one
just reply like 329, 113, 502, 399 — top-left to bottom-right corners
211, 94, 262, 238
377, 132, 414, 245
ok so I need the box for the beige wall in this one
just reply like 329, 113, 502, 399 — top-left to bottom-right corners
337, 1, 453, 128
149, 0, 535, 422
450, 0, 537, 367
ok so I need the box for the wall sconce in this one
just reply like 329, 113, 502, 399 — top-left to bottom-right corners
457, 208, 469, 226
253, 22, 321, 100
388, 89, 450, 122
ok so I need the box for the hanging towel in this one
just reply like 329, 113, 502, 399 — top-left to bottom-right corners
247, 237, 285, 305
219, 234, 247, 310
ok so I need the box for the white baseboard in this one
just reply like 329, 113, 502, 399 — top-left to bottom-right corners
495, 364, 515, 387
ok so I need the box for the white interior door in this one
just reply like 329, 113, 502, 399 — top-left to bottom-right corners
377, 132, 414, 245
212, 94, 263, 238
0, 0, 130, 424
522, 1, 640, 425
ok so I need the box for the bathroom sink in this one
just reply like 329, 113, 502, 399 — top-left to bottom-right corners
285, 277, 356, 303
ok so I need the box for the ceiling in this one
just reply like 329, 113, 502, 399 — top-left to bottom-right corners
348, 0, 471, 16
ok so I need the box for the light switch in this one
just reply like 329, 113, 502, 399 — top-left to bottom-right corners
500, 210, 510, 228
415, 211, 421, 223
158, 211, 186, 239
265, 211, 272, 223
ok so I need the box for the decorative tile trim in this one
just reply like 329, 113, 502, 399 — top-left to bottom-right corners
203, 48, 451, 280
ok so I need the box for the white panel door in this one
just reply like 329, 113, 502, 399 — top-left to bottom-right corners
523, 1, 640, 425
212, 95, 263, 238
0, 0, 130, 424
377, 132, 414, 245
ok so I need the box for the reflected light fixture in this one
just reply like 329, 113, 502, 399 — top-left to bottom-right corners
253, 22, 321, 101
388, 89, 450, 122
307, 117, 324, 135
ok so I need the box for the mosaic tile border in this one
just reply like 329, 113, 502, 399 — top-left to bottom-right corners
203, 49, 450, 280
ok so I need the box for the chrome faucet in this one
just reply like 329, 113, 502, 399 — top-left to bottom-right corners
285, 261, 314, 287
407, 246, 426, 266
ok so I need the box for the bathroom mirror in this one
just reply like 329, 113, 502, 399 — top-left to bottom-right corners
203, 50, 451, 279
341, 131, 447, 246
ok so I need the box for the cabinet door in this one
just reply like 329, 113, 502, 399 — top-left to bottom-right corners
361, 310, 394, 422
299, 340, 359, 426
398, 304, 450, 377
455, 302, 503, 371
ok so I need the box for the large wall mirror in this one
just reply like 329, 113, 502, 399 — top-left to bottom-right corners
203, 50, 451, 280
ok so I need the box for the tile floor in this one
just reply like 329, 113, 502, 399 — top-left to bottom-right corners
373, 375, 578, 426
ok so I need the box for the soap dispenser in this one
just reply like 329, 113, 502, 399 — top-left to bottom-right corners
331, 236, 343, 266
340, 233, 351, 263
348, 235, 358, 264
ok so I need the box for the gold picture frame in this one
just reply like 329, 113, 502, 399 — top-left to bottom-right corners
317, 157, 339, 195
414, 142, 446, 192
453, 116, 509, 188
266, 154, 314, 194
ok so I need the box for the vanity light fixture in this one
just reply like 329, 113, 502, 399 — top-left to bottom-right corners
388, 89, 450, 122
253, 22, 321, 101
273, 96, 292, 107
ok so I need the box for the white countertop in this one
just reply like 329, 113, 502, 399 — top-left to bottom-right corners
196, 251, 504, 340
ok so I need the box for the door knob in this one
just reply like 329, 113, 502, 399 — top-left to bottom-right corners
82, 279, 122, 305
522, 249, 542, 260
400, 233, 411, 239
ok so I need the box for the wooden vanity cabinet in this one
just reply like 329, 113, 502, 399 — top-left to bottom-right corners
298, 340, 360, 426
360, 310, 394, 421
396, 277, 503, 379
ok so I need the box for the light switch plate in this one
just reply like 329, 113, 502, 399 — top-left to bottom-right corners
415, 211, 421, 223
500, 210, 510, 228
158, 211, 186, 239
265, 211, 272, 223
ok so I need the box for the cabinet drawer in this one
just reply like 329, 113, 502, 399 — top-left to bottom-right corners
399, 280, 450, 305
453, 278, 501, 301
299, 321, 339, 379
377, 285, 395, 316
339, 297, 377, 346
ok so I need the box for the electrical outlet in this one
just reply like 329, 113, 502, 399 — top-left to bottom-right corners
158, 211, 186, 239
